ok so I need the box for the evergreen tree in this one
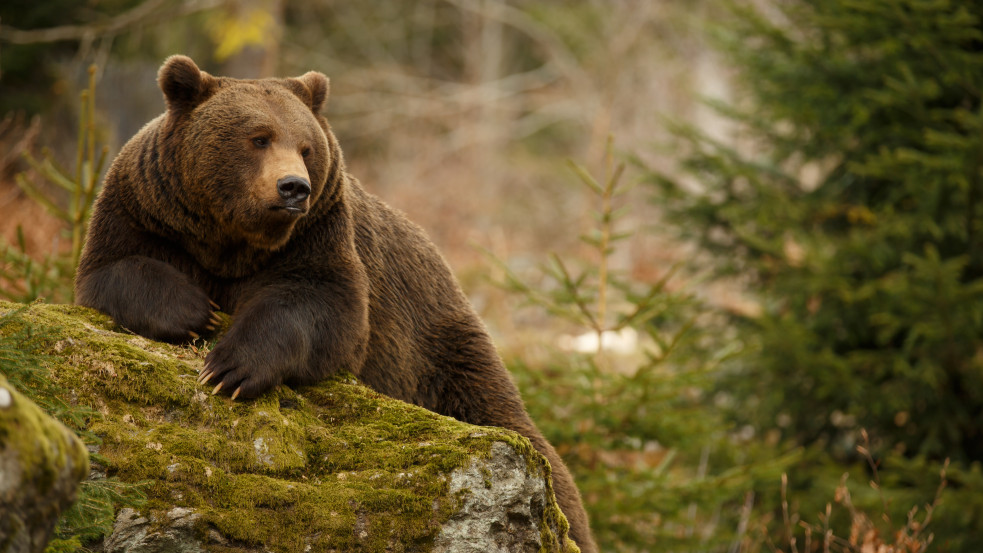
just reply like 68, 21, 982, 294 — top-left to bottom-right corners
650, 3, 983, 547
654, 0, 983, 464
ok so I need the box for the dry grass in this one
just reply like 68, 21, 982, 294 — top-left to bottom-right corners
745, 431, 948, 553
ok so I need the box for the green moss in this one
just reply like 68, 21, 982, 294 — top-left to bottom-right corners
0, 301, 574, 552
43, 536, 83, 553
0, 372, 90, 552
0, 372, 89, 493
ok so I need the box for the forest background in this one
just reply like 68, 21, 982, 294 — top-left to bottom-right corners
1, 0, 980, 552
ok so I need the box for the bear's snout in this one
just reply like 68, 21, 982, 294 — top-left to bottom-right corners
277, 176, 311, 212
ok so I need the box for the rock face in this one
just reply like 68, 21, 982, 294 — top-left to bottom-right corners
103, 508, 204, 553
0, 302, 576, 553
433, 442, 554, 553
0, 374, 90, 553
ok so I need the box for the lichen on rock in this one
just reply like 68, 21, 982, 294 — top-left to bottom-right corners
0, 301, 576, 553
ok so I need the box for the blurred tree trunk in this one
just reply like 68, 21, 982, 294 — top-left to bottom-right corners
462, 0, 505, 200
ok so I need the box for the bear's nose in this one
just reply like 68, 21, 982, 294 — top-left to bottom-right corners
277, 176, 311, 203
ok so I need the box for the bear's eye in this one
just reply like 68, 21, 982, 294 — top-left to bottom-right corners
301, 147, 312, 158
252, 137, 270, 148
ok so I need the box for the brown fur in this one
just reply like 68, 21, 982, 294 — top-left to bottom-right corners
75, 55, 596, 552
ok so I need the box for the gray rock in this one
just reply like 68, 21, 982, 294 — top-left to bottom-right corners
433, 442, 551, 553
104, 508, 204, 553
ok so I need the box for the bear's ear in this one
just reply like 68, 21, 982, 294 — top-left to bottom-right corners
294, 71, 330, 113
158, 55, 217, 112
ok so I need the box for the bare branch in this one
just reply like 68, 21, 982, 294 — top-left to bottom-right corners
0, 114, 40, 174
0, 0, 223, 45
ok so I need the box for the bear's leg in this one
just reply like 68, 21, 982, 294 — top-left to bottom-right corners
200, 281, 370, 399
76, 256, 218, 343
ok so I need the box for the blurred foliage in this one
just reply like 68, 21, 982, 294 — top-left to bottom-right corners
497, 147, 797, 551
504, 148, 962, 551
207, 7, 276, 61
0, 0, 145, 114
1, 66, 106, 303
647, 0, 983, 550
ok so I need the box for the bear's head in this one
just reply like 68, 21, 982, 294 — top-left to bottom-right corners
156, 55, 333, 252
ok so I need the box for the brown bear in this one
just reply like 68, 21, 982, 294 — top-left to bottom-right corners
75, 55, 596, 553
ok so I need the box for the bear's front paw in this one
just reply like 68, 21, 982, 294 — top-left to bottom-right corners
77, 256, 223, 343
141, 290, 222, 343
199, 339, 285, 400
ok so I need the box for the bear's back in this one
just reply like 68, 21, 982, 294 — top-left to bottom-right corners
344, 183, 496, 409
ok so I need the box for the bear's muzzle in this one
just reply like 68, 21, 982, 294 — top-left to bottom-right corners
275, 175, 311, 215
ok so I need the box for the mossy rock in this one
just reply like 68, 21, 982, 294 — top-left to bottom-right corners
0, 373, 89, 553
0, 301, 574, 553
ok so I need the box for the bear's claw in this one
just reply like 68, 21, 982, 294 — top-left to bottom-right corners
203, 313, 222, 332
